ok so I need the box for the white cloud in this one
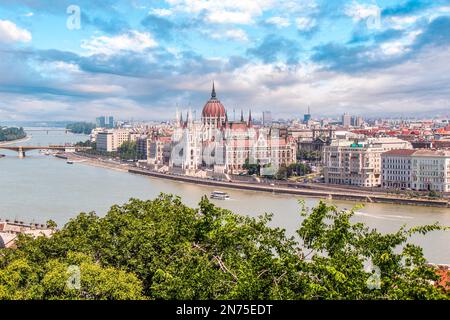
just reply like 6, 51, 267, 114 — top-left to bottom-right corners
24, 12, 34, 17
387, 16, 418, 30
80, 31, 157, 55
211, 29, 248, 42
0, 20, 32, 44
166, 0, 273, 24
295, 17, 316, 31
345, 2, 381, 21
150, 8, 173, 16
265, 16, 291, 28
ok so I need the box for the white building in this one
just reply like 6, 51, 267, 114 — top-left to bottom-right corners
323, 137, 413, 187
382, 150, 450, 192
381, 149, 416, 189
169, 84, 297, 175
96, 130, 115, 152
96, 128, 139, 152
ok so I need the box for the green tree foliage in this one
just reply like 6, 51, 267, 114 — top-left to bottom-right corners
243, 158, 260, 176
75, 140, 96, 148
276, 163, 312, 180
117, 141, 142, 160
0, 195, 448, 300
297, 150, 321, 161
0, 127, 26, 142
66, 122, 96, 135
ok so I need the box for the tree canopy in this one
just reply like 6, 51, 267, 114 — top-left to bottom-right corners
66, 122, 96, 135
0, 194, 448, 300
0, 127, 26, 142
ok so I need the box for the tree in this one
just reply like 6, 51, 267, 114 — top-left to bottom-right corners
243, 158, 260, 176
0, 127, 26, 142
0, 194, 448, 300
117, 141, 142, 160
275, 163, 312, 180
66, 122, 96, 135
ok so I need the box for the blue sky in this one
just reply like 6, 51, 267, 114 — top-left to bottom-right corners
0, 0, 450, 121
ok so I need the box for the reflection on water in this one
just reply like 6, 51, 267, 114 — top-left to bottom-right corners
0, 129, 449, 263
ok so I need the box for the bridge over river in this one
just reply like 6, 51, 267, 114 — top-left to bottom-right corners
0, 145, 91, 158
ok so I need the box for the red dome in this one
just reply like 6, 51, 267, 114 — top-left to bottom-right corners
202, 99, 226, 118
202, 82, 226, 118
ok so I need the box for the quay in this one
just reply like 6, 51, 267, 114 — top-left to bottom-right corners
128, 168, 450, 208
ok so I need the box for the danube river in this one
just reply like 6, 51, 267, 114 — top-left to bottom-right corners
1, 129, 449, 263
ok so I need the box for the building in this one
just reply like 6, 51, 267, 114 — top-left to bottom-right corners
381, 149, 416, 189
342, 113, 352, 127
147, 136, 172, 165
382, 149, 450, 192
96, 130, 115, 152
169, 84, 297, 175
0, 220, 53, 249
96, 128, 138, 152
352, 116, 364, 127
96, 116, 114, 129
323, 137, 413, 187
262, 111, 273, 127
303, 106, 311, 124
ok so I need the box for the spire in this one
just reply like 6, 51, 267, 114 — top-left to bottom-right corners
180, 111, 183, 124
240, 109, 244, 122
248, 110, 252, 123
211, 81, 216, 99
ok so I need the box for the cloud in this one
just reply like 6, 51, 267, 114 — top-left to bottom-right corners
411, 16, 450, 49
247, 34, 300, 65
150, 8, 173, 17
382, 0, 436, 17
0, 20, 32, 43
165, 0, 273, 24
344, 1, 382, 32
141, 14, 176, 41
81, 13, 130, 34
265, 16, 291, 28
211, 29, 248, 42
80, 31, 157, 56
295, 17, 317, 31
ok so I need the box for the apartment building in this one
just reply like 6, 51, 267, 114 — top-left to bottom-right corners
381, 149, 416, 189
382, 150, 450, 192
323, 137, 412, 187
96, 129, 138, 152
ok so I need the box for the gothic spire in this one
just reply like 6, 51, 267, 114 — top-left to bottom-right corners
211, 81, 216, 99
240, 109, 244, 122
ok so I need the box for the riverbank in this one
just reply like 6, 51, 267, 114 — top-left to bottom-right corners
0, 135, 31, 146
66, 153, 450, 208
129, 168, 450, 208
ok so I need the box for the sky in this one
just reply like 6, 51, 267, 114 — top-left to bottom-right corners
0, 0, 450, 121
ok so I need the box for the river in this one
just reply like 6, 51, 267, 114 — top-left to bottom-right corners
0, 129, 449, 263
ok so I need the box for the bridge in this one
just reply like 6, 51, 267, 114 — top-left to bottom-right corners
0, 145, 91, 158
25, 129, 72, 134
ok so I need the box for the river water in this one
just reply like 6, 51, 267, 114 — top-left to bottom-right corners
0, 129, 449, 263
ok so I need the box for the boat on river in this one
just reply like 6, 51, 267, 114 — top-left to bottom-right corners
210, 191, 230, 200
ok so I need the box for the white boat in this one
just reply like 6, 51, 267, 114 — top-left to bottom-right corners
210, 191, 230, 200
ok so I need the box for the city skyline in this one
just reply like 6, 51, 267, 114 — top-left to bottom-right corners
1, 0, 450, 121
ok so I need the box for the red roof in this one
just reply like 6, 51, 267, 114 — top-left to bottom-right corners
382, 149, 416, 156
202, 99, 226, 118
202, 83, 226, 118
436, 266, 449, 291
